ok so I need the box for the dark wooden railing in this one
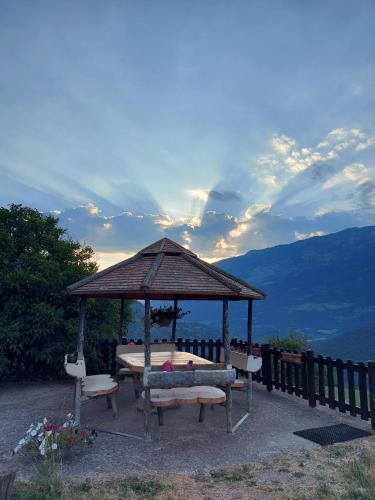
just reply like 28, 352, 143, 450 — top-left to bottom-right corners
99, 337, 375, 430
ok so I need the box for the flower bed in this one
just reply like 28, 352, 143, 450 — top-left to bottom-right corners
13, 413, 95, 460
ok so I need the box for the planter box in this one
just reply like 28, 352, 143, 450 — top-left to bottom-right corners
251, 347, 261, 357
281, 352, 303, 365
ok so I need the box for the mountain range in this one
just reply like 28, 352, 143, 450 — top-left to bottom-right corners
127, 226, 375, 359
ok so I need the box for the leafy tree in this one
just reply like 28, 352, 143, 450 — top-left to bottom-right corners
0, 204, 131, 379
265, 331, 309, 352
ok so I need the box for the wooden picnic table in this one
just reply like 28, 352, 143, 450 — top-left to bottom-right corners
116, 351, 214, 373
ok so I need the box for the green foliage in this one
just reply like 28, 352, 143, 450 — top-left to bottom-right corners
265, 331, 308, 352
0, 204, 131, 380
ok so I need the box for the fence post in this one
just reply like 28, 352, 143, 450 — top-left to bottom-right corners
262, 344, 273, 391
368, 361, 375, 431
306, 350, 316, 408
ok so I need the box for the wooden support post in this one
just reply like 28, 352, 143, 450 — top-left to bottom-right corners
306, 350, 316, 408
77, 297, 86, 360
144, 296, 152, 441
247, 300, 253, 355
171, 298, 178, 342
246, 300, 253, 412
223, 300, 233, 433
75, 297, 86, 426
368, 361, 375, 431
118, 299, 126, 344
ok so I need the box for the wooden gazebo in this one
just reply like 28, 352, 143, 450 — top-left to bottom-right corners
68, 238, 266, 439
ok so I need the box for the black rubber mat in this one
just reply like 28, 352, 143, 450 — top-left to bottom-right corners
294, 423, 371, 446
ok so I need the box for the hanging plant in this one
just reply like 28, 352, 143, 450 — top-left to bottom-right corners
150, 306, 190, 327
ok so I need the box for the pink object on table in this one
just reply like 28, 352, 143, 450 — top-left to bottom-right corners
184, 360, 194, 371
162, 360, 175, 372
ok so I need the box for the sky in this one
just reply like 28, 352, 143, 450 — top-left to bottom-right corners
1, 0, 375, 268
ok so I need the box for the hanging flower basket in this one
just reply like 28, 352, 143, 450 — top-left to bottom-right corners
150, 306, 190, 327
281, 351, 303, 365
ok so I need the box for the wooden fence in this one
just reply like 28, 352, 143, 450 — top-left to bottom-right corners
99, 337, 375, 430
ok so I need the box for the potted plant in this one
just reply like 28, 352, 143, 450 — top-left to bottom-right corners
150, 306, 190, 327
13, 414, 96, 461
281, 351, 303, 365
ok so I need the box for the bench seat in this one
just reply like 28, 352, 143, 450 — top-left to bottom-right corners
141, 386, 226, 425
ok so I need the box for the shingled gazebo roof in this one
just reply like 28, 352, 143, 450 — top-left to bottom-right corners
68, 238, 266, 301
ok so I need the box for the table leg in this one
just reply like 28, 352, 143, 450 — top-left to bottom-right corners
199, 403, 206, 422
133, 374, 143, 398
157, 408, 164, 426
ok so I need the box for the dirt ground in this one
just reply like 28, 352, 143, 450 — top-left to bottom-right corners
1, 378, 372, 481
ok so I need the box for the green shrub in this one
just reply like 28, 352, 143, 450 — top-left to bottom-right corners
265, 331, 308, 352
0, 204, 132, 380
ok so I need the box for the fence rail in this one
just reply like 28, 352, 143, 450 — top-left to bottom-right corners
99, 337, 375, 430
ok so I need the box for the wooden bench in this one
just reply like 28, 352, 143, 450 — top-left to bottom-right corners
141, 386, 226, 425
64, 354, 119, 417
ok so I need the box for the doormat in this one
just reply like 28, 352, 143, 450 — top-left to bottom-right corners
294, 423, 371, 446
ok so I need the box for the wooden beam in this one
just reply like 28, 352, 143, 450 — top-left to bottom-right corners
171, 298, 178, 342
144, 296, 152, 441
222, 300, 233, 434
145, 368, 236, 389
142, 252, 164, 289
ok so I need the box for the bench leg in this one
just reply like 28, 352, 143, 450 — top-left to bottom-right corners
199, 403, 206, 422
157, 408, 164, 426
110, 394, 118, 418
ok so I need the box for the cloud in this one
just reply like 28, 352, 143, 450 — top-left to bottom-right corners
48, 125, 375, 265
208, 190, 242, 202
294, 230, 326, 241
356, 136, 375, 152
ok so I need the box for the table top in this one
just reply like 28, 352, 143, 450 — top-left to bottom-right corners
116, 351, 214, 373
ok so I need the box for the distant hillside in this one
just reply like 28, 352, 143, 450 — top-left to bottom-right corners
184, 226, 375, 342
312, 326, 375, 362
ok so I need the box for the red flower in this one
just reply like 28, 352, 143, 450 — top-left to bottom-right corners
43, 424, 63, 432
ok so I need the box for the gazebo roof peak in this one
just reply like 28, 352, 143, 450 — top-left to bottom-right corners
139, 237, 197, 257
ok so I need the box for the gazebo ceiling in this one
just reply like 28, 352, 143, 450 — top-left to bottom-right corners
67, 238, 266, 301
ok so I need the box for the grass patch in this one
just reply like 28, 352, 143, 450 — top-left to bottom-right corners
120, 476, 168, 499
210, 469, 245, 482
11, 473, 170, 500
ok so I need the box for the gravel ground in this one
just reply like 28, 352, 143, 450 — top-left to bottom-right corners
0, 378, 371, 478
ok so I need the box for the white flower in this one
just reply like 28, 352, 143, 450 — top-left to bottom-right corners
43, 418, 47, 424
63, 423, 68, 428
40, 448, 45, 456
67, 413, 72, 419
30, 430, 37, 437
14, 445, 21, 453
47, 431, 52, 436
18, 438, 26, 446
51, 443, 58, 450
